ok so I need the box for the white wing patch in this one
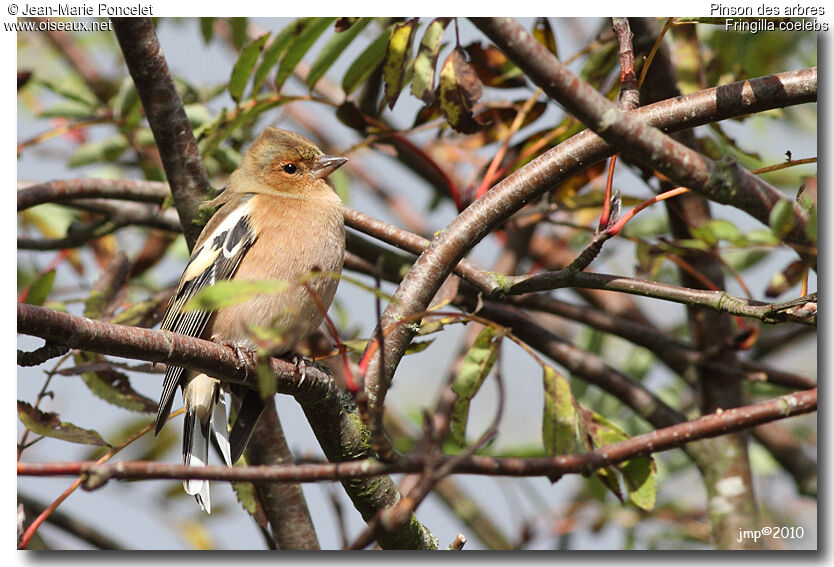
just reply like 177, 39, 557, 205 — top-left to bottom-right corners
155, 199, 257, 435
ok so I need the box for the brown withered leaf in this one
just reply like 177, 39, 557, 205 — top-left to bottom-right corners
334, 17, 359, 32
464, 42, 525, 88
765, 260, 807, 298
412, 98, 443, 128
438, 48, 483, 134
335, 100, 370, 132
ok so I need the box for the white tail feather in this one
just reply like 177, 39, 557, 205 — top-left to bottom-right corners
183, 410, 211, 513
213, 390, 232, 467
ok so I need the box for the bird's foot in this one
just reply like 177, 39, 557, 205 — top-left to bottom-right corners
292, 355, 307, 386
215, 339, 258, 375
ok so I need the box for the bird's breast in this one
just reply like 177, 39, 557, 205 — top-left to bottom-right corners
205, 192, 345, 353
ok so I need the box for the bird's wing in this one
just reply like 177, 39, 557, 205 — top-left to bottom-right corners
155, 201, 256, 435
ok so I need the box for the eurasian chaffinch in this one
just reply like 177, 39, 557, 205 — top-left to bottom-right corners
154, 127, 347, 512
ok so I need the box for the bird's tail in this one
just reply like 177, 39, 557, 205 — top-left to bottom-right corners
182, 374, 232, 514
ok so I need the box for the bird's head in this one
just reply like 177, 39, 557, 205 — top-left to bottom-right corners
242, 127, 347, 194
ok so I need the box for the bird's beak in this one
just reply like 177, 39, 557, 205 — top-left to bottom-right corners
310, 155, 348, 180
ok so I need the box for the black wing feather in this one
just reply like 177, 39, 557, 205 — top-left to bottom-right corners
154, 213, 256, 434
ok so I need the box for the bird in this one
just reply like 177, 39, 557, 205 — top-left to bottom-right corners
154, 127, 347, 513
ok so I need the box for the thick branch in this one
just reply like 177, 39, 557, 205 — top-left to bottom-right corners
360, 63, 817, 422
16, 303, 435, 550
17, 179, 169, 211
472, 18, 815, 255
112, 18, 210, 249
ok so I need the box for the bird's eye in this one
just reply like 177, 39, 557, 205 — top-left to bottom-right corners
282, 163, 298, 174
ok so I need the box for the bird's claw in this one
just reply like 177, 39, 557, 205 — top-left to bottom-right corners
292, 355, 307, 387
216, 339, 257, 375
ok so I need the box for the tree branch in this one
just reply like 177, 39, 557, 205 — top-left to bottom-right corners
471, 18, 815, 256
359, 61, 817, 431
16, 303, 436, 550
18, 388, 816, 482
111, 18, 210, 249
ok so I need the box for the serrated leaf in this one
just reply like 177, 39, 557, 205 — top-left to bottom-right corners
199, 17, 215, 44
18, 401, 107, 446
342, 25, 392, 96
232, 479, 269, 531
449, 326, 501, 446
532, 17, 558, 57
229, 33, 270, 103
307, 18, 372, 89
252, 20, 304, 95
768, 199, 798, 239
68, 135, 129, 167
411, 18, 450, 105
438, 48, 483, 134
275, 17, 336, 91
184, 279, 288, 312
382, 18, 418, 110
23, 269, 55, 307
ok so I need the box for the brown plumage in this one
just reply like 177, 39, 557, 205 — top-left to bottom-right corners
155, 128, 346, 512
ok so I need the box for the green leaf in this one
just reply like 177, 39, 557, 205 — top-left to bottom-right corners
768, 199, 798, 238
438, 47, 483, 134
78, 364, 158, 413
184, 279, 288, 312
228, 17, 249, 49
542, 366, 586, 459
252, 20, 304, 95
745, 229, 780, 246
382, 18, 418, 109
584, 411, 657, 511
37, 101, 96, 120
68, 135, 129, 167
306, 18, 372, 90
199, 17, 215, 44
449, 326, 501, 446
229, 33, 270, 103
342, 25, 392, 96
35, 76, 98, 107
23, 269, 56, 307
411, 18, 450, 105
111, 77, 141, 127
256, 357, 277, 400
275, 17, 336, 91
18, 401, 108, 446
691, 219, 742, 246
